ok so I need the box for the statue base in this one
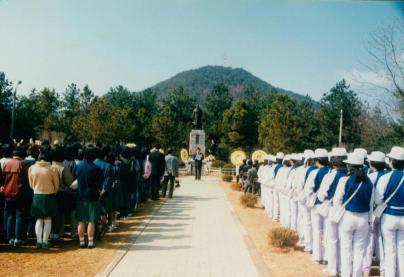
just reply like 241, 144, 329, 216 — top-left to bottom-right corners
189, 129, 206, 156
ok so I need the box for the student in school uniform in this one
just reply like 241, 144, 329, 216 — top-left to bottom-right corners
274, 154, 290, 223
300, 151, 317, 253
259, 156, 270, 207
268, 153, 283, 219
316, 147, 348, 276
362, 151, 387, 277
304, 148, 330, 263
288, 154, 304, 231
374, 146, 404, 277
333, 152, 373, 277
262, 155, 276, 217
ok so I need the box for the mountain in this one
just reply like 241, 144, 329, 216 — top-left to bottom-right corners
147, 65, 308, 103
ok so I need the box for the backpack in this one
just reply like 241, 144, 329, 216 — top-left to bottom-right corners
2, 159, 23, 198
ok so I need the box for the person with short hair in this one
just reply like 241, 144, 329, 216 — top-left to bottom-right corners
162, 148, 178, 198
75, 147, 103, 248
374, 146, 404, 277
50, 146, 74, 242
28, 149, 60, 248
149, 144, 165, 200
193, 147, 204, 181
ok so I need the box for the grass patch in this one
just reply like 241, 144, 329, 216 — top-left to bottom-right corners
221, 174, 233, 182
240, 193, 257, 208
268, 227, 299, 250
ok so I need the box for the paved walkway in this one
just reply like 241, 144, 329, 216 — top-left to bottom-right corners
109, 176, 261, 277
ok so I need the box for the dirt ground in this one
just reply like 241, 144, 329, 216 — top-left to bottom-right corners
220, 181, 326, 277
0, 200, 163, 277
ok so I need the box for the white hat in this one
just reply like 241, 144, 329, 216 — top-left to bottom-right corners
330, 147, 347, 157
386, 146, 404, 161
291, 153, 303, 161
303, 149, 314, 158
343, 153, 365, 166
368, 151, 386, 163
263, 155, 271, 161
276, 152, 284, 160
268, 154, 276, 162
283, 154, 291, 161
314, 148, 328, 158
354, 148, 368, 158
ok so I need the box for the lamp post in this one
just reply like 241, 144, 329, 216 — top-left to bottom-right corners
10, 80, 22, 143
339, 103, 343, 147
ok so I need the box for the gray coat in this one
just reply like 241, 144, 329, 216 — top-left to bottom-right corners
164, 154, 179, 177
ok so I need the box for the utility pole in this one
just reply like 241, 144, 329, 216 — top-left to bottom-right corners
339, 102, 343, 147
10, 80, 22, 143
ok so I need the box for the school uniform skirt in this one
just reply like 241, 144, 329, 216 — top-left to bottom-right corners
75, 200, 102, 223
31, 194, 59, 218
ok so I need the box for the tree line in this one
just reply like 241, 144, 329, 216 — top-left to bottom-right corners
0, 71, 403, 161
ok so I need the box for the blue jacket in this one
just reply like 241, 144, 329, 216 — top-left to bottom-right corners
75, 161, 103, 201
384, 170, 404, 216
343, 175, 373, 213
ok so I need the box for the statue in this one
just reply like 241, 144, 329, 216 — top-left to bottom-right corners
192, 104, 203, 129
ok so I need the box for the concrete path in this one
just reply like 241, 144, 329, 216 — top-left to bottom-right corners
108, 176, 261, 277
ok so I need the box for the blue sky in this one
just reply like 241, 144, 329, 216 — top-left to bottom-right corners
0, 0, 402, 100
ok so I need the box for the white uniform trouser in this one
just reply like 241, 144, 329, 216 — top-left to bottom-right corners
382, 214, 404, 277
279, 192, 285, 225
303, 205, 312, 252
311, 207, 325, 262
273, 190, 280, 221
325, 214, 340, 276
281, 193, 290, 228
363, 220, 385, 275
260, 183, 266, 207
339, 211, 370, 277
290, 199, 298, 231
297, 202, 306, 242
265, 188, 273, 217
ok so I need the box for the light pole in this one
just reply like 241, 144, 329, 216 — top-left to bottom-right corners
338, 103, 343, 147
10, 80, 22, 143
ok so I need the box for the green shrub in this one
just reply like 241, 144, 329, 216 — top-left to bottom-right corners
240, 193, 258, 208
221, 174, 233, 182
211, 160, 227, 168
268, 227, 299, 249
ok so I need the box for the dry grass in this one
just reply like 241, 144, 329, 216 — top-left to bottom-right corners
221, 174, 233, 182
268, 227, 299, 250
240, 193, 258, 208
230, 182, 241, 191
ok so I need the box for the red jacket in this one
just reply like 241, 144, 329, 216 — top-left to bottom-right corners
2, 158, 23, 198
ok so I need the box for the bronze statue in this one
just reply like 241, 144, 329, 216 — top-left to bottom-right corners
192, 104, 203, 129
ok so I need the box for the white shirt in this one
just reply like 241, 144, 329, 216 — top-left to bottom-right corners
275, 166, 292, 191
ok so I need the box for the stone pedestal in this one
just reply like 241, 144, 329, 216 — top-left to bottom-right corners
189, 129, 206, 156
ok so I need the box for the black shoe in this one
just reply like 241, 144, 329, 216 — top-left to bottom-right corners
88, 243, 95, 249
80, 242, 87, 248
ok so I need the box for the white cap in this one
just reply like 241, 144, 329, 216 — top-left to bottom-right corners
268, 154, 276, 162
344, 153, 365, 166
263, 155, 271, 161
283, 154, 291, 161
314, 148, 328, 158
354, 148, 368, 158
386, 146, 404, 161
276, 152, 284, 160
368, 151, 386, 163
303, 149, 314, 158
291, 153, 303, 161
330, 147, 347, 157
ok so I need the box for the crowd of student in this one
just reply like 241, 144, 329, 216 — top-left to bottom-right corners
0, 140, 173, 249
239, 146, 404, 277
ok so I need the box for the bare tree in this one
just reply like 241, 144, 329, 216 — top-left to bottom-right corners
355, 18, 404, 113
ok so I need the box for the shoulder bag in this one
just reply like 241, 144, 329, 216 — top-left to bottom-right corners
330, 181, 363, 224
373, 176, 404, 220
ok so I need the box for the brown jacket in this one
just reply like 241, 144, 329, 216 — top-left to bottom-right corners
28, 161, 59, 194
